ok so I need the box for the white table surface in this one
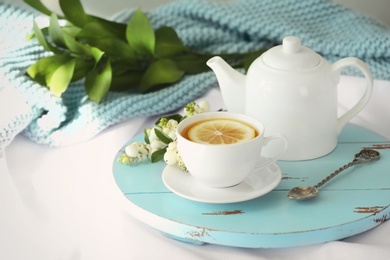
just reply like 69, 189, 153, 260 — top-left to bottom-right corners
2, 1, 390, 259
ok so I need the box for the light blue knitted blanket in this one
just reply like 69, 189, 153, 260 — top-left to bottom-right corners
1, 0, 389, 147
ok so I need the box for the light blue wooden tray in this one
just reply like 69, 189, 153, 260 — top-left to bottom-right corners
113, 124, 390, 248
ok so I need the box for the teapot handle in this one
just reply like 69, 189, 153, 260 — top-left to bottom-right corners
331, 57, 373, 133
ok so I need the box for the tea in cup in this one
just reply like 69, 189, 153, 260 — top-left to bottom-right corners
176, 112, 287, 188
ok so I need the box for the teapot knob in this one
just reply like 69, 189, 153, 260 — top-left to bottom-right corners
283, 36, 301, 53
262, 36, 319, 70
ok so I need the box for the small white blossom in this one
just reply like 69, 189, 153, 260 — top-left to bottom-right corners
167, 141, 177, 151
125, 142, 142, 157
184, 101, 196, 116
177, 154, 187, 171
168, 131, 176, 140
197, 100, 210, 113
184, 100, 210, 116
164, 150, 177, 165
163, 127, 170, 135
150, 139, 165, 150
168, 119, 178, 128
148, 128, 159, 142
138, 145, 148, 156
123, 142, 150, 162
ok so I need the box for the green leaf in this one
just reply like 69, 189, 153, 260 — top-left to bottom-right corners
85, 59, 112, 103
243, 52, 263, 72
62, 24, 82, 37
72, 58, 94, 81
126, 9, 155, 56
27, 54, 72, 85
78, 22, 161, 61
48, 13, 66, 48
151, 148, 166, 163
26, 27, 48, 41
155, 26, 188, 58
154, 128, 173, 144
109, 71, 143, 92
77, 22, 136, 59
111, 60, 140, 75
62, 31, 92, 55
32, 20, 63, 54
48, 58, 76, 96
172, 54, 211, 74
155, 114, 183, 126
90, 47, 104, 64
77, 22, 118, 40
59, 0, 88, 27
85, 38, 136, 60
26, 32, 35, 41
24, 0, 59, 17
144, 129, 150, 144
140, 59, 184, 92
87, 16, 127, 41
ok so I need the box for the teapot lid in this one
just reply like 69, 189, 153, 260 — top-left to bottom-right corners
261, 36, 320, 70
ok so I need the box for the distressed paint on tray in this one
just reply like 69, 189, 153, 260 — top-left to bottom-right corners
113, 123, 390, 248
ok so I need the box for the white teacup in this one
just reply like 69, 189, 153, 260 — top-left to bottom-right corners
176, 112, 287, 188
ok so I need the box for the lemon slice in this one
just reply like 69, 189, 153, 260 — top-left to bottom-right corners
188, 118, 256, 144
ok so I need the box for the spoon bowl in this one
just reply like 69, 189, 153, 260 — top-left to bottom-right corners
288, 186, 319, 200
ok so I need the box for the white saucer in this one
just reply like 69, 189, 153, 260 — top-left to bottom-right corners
162, 157, 282, 203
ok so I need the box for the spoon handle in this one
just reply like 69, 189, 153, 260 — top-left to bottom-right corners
314, 149, 380, 189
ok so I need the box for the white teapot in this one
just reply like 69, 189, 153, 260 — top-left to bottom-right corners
207, 36, 373, 161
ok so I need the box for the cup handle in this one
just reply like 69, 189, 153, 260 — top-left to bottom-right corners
255, 135, 288, 169
331, 57, 373, 133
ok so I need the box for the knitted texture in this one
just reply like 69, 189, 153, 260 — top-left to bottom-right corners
1, 0, 389, 147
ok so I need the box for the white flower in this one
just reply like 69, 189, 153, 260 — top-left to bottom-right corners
150, 139, 165, 150
138, 153, 148, 161
164, 150, 177, 165
125, 142, 141, 157
167, 141, 177, 151
168, 131, 176, 140
197, 100, 210, 113
148, 127, 159, 142
167, 119, 178, 129
138, 145, 148, 155
163, 127, 170, 135
177, 154, 187, 171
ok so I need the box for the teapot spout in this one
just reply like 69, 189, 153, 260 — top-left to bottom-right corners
207, 56, 246, 113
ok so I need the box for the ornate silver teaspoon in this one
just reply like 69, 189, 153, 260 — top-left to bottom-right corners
287, 149, 381, 200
